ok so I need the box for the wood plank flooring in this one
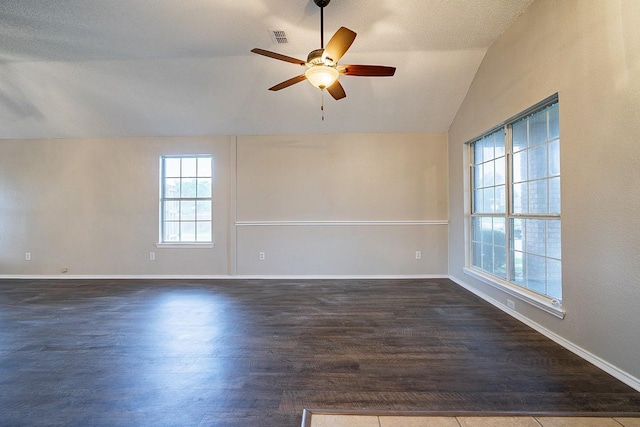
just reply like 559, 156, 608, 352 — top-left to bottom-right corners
0, 278, 638, 426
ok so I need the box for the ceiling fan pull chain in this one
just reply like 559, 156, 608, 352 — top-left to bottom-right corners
321, 90, 325, 121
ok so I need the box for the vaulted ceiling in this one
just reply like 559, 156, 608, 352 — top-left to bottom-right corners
0, 0, 533, 139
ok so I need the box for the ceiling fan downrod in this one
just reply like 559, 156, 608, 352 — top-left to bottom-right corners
314, 0, 331, 48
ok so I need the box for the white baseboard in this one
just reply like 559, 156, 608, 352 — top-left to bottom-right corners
449, 274, 640, 392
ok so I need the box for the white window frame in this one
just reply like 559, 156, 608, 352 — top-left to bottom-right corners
464, 95, 563, 318
158, 155, 214, 248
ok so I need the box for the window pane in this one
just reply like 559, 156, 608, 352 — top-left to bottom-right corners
197, 178, 212, 198
528, 144, 548, 180
196, 222, 212, 242
512, 182, 528, 213
495, 185, 506, 213
547, 259, 562, 299
481, 136, 494, 161
164, 158, 181, 177
182, 158, 197, 177
528, 179, 548, 214
196, 200, 212, 220
483, 187, 494, 213
526, 254, 546, 294
473, 189, 483, 213
180, 222, 196, 242
163, 201, 179, 221
181, 178, 197, 198
482, 243, 494, 272
525, 219, 546, 256
481, 217, 493, 243
512, 251, 525, 285
164, 221, 180, 242
472, 242, 482, 269
474, 142, 483, 164
549, 177, 561, 214
197, 157, 212, 177
512, 119, 527, 152
473, 165, 483, 188
484, 160, 494, 187
494, 246, 507, 278
180, 200, 196, 221
495, 156, 505, 185
472, 217, 482, 243
511, 218, 524, 251
546, 220, 561, 259
494, 132, 505, 157
164, 178, 180, 198
549, 139, 560, 176
512, 151, 527, 183
529, 110, 547, 146
548, 103, 559, 140
493, 217, 506, 247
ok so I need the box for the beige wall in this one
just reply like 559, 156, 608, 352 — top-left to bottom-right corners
236, 133, 448, 275
0, 137, 234, 276
448, 0, 640, 384
0, 132, 448, 277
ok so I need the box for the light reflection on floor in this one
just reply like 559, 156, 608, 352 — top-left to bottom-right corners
144, 291, 230, 404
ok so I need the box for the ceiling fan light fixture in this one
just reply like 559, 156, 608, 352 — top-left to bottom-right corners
305, 65, 339, 90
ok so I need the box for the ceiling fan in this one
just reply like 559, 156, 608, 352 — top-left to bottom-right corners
251, 0, 396, 101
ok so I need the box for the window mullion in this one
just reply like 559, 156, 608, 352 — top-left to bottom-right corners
504, 124, 513, 283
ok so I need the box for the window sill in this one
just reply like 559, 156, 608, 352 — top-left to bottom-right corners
463, 267, 565, 319
156, 243, 214, 249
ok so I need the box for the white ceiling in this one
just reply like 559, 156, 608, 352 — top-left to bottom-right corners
0, 0, 533, 139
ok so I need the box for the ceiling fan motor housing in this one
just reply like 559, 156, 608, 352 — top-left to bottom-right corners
307, 49, 326, 66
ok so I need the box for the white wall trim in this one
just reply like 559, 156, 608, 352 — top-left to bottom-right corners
235, 220, 449, 227
0, 274, 449, 280
449, 274, 640, 392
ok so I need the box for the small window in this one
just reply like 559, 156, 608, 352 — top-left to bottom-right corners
160, 155, 213, 244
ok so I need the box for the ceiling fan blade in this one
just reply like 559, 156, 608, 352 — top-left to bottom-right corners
323, 27, 356, 64
339, 65, 396, 77
326, 80, 346, 100
251, 48, 306, 66
268, 74, 307, 91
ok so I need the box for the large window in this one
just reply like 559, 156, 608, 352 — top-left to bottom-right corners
470, 97, 561, 304
160, 155, 213, 244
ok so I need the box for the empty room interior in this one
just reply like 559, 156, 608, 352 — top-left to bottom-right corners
1, 0, 640, 426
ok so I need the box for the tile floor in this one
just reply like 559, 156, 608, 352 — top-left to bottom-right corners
308, 414, 640, 427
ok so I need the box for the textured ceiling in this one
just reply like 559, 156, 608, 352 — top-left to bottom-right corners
0, 0, 533, 139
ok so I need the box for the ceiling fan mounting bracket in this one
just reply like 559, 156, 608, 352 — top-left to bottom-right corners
313, 0, 331, 8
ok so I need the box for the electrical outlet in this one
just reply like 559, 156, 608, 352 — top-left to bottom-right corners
25, 252, 31, 261
415, 251, 422, 260
149, 252, 156, 261
259, 252, 266, 261
507, 299, 515, 310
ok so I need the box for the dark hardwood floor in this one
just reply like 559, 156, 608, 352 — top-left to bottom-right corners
0, 278, 638, 426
